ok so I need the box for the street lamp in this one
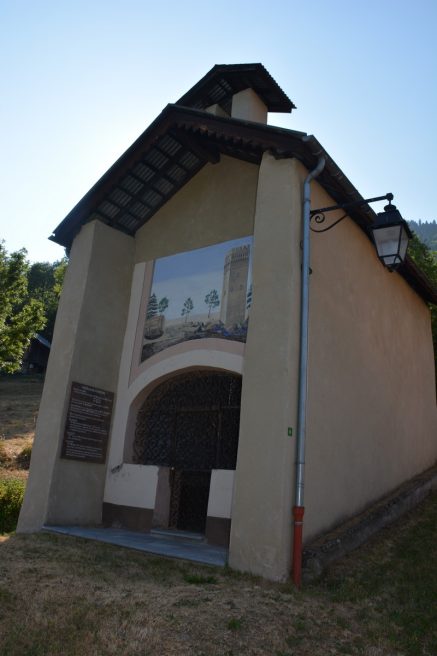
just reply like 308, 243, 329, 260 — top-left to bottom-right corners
369, 200, 412, 271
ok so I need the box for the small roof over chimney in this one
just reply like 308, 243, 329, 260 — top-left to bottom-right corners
176, 63, 295, 115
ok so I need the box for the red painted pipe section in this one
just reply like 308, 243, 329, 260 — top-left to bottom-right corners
292, 505, 305, 587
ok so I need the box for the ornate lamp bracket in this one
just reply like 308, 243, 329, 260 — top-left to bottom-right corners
310, 193, 394, 233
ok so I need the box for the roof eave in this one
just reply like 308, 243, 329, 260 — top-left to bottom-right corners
175, 63, 296, 114
49, 106, 437, 306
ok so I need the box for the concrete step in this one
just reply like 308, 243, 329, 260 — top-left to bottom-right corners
43, 525, 227, 567
149, 528, 206, 543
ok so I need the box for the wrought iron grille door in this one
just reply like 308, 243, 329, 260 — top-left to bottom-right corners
133, 371, 242, 532
133, 371, 242, 470
169, 470, 211, 532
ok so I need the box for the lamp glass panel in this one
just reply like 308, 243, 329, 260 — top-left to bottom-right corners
399, 225, 409, 260
372, 224, 402, 267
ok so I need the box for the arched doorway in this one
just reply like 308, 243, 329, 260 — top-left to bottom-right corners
133, 370, 241, 534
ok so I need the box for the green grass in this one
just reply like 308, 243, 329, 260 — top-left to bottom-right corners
227, 617, 243, 631
313, 490, 437, 655
0, 477, 25, 533
0, 486, 436, 654
183, 573, 218, 585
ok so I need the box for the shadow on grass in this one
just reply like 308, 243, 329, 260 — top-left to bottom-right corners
312, 491, 437, 656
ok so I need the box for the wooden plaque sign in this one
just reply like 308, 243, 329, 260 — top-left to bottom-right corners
61, 382, 114, 464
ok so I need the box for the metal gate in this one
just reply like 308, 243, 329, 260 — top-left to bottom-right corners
168, 470, 211, 532
133, 371, 241, 532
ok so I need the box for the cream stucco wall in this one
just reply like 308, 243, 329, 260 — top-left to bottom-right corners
231, 89, 268, 124
229, 154, 302, 580
134, 155, 258, 263
18, 220, 134, 530
302, 174, 437, 541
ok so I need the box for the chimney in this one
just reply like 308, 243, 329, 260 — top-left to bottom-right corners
205, 103, 230, 118
231, 88, 268, 124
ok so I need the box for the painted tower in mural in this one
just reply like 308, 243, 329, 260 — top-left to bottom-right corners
220, 245, 250, 327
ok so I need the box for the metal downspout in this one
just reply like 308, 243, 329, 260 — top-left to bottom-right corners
292, 155, 326, 587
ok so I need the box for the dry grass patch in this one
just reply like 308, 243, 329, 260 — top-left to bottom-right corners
0, 376, 436, 654
0, 438, 33, 469
0, 532, 372, 656
2, 492, 437, 656
0, 376, 43, 533
0, 376, 43, 442
0, 375, 43, 483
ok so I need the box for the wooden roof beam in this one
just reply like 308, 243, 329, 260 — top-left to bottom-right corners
169, 128, 220, 164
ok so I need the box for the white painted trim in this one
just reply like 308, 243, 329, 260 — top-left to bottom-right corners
207, 469, 235, 519
104, 464, 158, 509
129, 348, 244, 403
120, 262, 147, 392
104, 347, 244, 497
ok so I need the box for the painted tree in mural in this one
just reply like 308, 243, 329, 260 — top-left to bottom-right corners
181, 297, 194, 322
246, 283, 253, 311
204, 289, 220, 317
146, 293, 158, 319
158, 296, 169, 315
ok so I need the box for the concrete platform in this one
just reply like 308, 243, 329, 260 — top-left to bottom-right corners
43, 525, 228, 567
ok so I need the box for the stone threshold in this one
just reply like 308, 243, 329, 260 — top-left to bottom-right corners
303, 464, 437, 582
149, 527, 205, 542
43, 525, 228, 567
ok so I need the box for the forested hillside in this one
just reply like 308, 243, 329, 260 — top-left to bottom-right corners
409, 220, 437, 251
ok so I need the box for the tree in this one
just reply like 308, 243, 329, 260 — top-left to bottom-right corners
181, 297, 194, 322
408, 233, 437, 379
158, 296, 169, 315
53, 258, 68, 298
27, 257, 68, 342
0, 243, 46, 373
246, 283, 253, 311
146, 293, 158, 319
408, 233, 437, 285
409, 220, 437, 251
204, 289, 220, 317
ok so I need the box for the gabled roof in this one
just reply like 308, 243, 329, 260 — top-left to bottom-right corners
50, 104, 310, 249
49, 71, 437, 306
176, 63, 295, 114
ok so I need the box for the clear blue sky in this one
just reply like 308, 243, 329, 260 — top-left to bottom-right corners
1, 0, 436, 262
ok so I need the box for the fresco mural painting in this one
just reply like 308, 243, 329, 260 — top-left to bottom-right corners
141, 237, 253, 362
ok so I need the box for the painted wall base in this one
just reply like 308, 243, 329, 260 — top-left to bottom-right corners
205, 516, 231, 547
102, 502, 231, 548
102, 502, 153, 533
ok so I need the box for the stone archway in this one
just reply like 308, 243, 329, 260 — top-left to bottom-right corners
133, 370, 241, 536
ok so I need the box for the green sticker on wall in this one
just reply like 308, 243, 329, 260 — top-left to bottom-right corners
288, 427, 293, 436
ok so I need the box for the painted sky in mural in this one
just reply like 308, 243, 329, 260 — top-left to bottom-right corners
141, 237, 253, 362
